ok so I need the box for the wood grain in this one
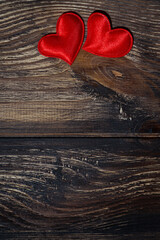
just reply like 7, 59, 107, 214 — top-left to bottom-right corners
0, 138, 159, 235
0, 0, 160, 136
1, 232, 160, 240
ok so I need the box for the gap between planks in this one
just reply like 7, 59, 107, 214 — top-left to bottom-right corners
0, 133, 159, 138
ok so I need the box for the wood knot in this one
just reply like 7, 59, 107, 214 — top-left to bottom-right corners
111, 70, 123, 78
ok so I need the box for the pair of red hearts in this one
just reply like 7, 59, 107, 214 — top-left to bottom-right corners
38, 12, 133, 65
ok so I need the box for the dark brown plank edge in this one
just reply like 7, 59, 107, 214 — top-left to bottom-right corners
0, 138, 159, 237
0, 232, 160, 240
0, 133, 160, 137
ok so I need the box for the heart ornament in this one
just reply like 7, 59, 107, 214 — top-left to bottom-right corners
83, 12, 133, 58
38, 12, 84, 65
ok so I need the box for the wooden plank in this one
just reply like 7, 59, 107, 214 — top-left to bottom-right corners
0, 138, 159, 234
0, 232, 160, 240
0, 0, 160, 136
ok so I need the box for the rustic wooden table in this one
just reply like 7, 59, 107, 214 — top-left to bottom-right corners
0, 0, 160, 239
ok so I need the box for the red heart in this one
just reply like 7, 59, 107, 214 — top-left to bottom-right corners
38, 12, 84, 65
83, 12, 133, 58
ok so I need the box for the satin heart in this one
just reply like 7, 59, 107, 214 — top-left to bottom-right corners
83, 12, 133, 58
38, 12, 84, 65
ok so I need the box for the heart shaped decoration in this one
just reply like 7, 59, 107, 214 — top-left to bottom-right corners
83, 12, 133, 58
38, 12, 84, 65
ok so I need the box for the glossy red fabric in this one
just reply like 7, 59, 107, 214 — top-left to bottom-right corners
83, 12, 133, 58
38, 12, 84, 65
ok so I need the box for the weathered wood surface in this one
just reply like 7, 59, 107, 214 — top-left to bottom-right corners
0, 138, 160, 236
0, 0, 160, 136
1, 233, 160, 240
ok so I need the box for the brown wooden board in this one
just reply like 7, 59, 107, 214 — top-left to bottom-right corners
0, 232, 160, 240
0, 138, 159, 236
0, 0, 160, 136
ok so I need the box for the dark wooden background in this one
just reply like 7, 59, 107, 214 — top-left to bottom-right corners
0, 138, 160, 239
0, 0, 160, 136
0, 0, 160, 239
